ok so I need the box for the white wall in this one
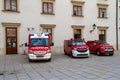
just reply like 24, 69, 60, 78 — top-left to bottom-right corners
119, 1, 120, 50
0, 0, 4, 54
118, 29, 120, 49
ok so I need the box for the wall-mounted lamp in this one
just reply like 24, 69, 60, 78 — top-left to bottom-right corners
90, 24, 96, 33
27, 27, 35, 31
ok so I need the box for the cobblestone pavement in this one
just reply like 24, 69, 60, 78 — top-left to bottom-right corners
0, 51, 120, 80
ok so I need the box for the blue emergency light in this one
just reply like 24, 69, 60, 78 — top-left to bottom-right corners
45, 34, 48, 36
30, 34, 34, 36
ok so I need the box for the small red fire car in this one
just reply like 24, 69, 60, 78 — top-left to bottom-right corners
87, 40, 114, 56
64, 39, 90, 58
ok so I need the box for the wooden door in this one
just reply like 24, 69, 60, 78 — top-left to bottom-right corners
6, 28, 17, 54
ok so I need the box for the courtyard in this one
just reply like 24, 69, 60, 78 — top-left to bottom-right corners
0, 51, 120, 80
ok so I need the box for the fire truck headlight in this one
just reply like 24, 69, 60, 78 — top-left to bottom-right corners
47, 50, 51, 54
86, 47, 89, 50
29, 50, 33, 54
73, 48, 77, 51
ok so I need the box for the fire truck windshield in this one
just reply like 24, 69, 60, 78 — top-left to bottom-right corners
72, 41, 86, 46
30, 38, 48, 46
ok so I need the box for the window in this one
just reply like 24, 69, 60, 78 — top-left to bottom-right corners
72, 41, 86, 46
97, 4, 109, 19
71, 25, 84, 40
43, 2, 53, 14
97, 26, 108, 41
99, 30, 106, 41
30, 38, 49, 46
7, 28, 16, 37
73, 5, 82, 16
40, 24, 56, 42
4, 0, 17, 11
91, 41, 96, 45
41, 0, 55, 15
99, 8, 107, 18
74, 29, 81, 39
71, 1, 85, 17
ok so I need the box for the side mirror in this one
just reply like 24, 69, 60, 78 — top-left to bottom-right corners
50, 42, 54, 46
25, 43, 28, 47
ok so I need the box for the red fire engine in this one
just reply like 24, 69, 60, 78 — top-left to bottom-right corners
27, 33, 53, 61
64, 39, 90, 58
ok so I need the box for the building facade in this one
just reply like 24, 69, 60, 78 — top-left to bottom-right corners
0, 0, 118, 55
118, 0, 120, 50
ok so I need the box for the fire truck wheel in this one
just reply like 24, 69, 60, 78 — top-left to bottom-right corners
71, 52, 74, 58
96, 50, 101, 56
48, 58, 52, 61
28, 58, 32, 62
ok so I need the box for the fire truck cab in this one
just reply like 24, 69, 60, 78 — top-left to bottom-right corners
27, 33, 53, 61
64, 39, 90, 58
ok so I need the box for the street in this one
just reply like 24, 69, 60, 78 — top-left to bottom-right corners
0, 51, 120, 80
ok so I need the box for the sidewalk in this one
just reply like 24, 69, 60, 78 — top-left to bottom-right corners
115, 50, 120, 54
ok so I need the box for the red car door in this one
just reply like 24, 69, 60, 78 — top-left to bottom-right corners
88, 41, 97, 52
91, 41, 98, 52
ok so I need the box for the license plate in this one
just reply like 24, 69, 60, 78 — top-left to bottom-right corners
105, 49, 113, 51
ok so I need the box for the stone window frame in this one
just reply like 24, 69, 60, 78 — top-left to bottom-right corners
2, 0, 20, 13
97, 3, 109, 19
1, 22, 21, 54
40, 24, 56, 42
97, 26, 109, 41
41, 0, 55, 15
71, 1, 85, 17
71, 25, 84, 39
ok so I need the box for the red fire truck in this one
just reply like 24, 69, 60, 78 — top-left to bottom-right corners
27, 33, 53, 61
64, 39, 90, 58
87, 40, 114, 56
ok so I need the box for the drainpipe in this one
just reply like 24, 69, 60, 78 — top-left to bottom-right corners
116, 0, 119, 50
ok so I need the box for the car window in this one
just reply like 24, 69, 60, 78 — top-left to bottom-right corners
72, 41, 86, 46
91, 41, 96, 45
98, 41, 109, 45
